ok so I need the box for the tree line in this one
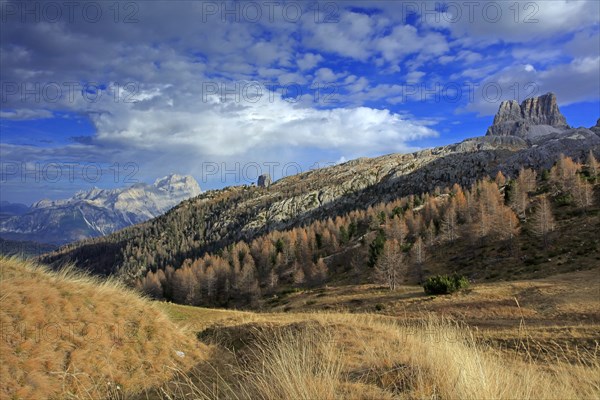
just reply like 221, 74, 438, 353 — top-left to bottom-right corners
136, 152, 598, 304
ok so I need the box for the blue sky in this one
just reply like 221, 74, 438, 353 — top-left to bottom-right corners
1, 0, 599, 204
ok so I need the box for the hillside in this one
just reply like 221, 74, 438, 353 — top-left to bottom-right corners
42, 94, 600, 284
39, 151, 599, 313
0, 257, 205, 399
3, 256, 598, 399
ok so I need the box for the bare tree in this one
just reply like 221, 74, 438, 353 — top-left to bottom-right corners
425, 220, 437, 247
586, 150, 599, 183
573, 177, 595, 212
411, 236, 426, 283
385, 215, 408, 246
510, 167, 537, 219
204, 266, 217, 301
374, 239, 405, 291
531, 196, 556, 249
441, 205, 459, 243
266, 268, 279, 294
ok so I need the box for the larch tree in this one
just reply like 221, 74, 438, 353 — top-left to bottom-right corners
586, 150, 598, 183
425, 220, 437, 247
312, 257, 328, 286
531, 195, 556, 249
475, 202, 492, 240
573, 177, 595, 212
452, 184, 469, 222
140, 271, 163, 299
495, 171, 507, 187
494, 206, 520, 249
511, 167, 537, 219
551, 154, 580, 195
385, 215, 408, 246
411, 236, 426, 283
441, 204, 459, 243
405, 212, 423, 238
171, 266, 198, 305
374, 239, 405, 291
293, 262, 306, 287
204, 266, 217, 302
266, 268, 279, 294
296, 229, 311, 264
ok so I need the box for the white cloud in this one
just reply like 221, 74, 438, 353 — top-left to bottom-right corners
405, 71, 426, 84
91, 87, 438, 159
302, 11, 378, 60
463, 56, 600, 115
314, 68, 345, 83
427, 0, 600, 45
375, 25, 449, 63
296, 53, 324, 71
0, 109, 53, 120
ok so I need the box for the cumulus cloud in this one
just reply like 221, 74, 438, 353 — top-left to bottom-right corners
426, 0, 600, 45
1, 0, 599, 202
463, 57, 600, 115
375, 25, 449, 62
91, 86, 437, 157
297, 53, 324, 71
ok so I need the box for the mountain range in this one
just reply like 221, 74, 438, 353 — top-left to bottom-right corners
0, 174, 201, 245
42, 93, 600, 281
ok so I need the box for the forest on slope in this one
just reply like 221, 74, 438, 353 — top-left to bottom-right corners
133, 153, 599, 308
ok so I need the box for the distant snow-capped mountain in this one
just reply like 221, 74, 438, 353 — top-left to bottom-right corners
0, 174, 201, 245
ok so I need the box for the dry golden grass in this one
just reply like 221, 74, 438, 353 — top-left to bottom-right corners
257, 268, 600, 363
2, 255, 598, 399
153, 305, 600, 399
0, 256, 206, 399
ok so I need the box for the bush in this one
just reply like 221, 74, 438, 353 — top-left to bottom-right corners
423, 274, 469, 295
374, 303, 385, 311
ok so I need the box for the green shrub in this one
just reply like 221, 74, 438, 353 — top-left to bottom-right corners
555, 194, 573, 206
423, 274, 469, 295
374, 303, 385, 311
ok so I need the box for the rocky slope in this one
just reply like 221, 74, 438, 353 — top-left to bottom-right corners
1, 174, 201, 244
42, 93, 599, 279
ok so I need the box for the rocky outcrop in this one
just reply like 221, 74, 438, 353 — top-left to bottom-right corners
486, 92, 569, 138
520, 93, 568, 126
0, 174, 201, 244
591, 119, 600, 135
257, 174, 272, 188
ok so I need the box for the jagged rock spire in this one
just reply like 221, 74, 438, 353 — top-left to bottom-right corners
487, 93, 568, 137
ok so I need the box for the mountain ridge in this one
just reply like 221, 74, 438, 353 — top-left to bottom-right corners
0, 174, 201, 244
41, 93, 600, 281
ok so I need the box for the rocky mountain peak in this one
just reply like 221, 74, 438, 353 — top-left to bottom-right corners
487, 92, 569, 138
520, 92, 568, 126
492, 99, 522, 125
2, 174, 202, 244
